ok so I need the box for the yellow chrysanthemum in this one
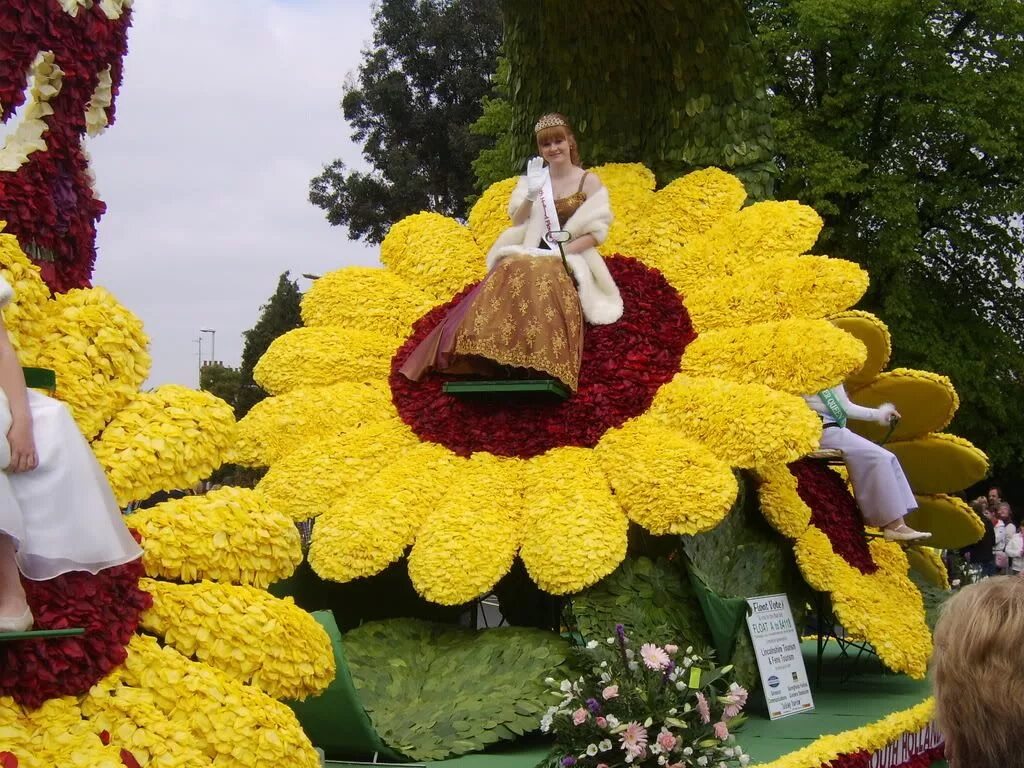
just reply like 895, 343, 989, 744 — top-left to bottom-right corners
231, 165, 882, 607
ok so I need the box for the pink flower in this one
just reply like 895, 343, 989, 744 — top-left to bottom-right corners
640, 643, 671, 670
597, 765, 610, 768
714, 721, 730, 740
665, 644, 679, 654
602, 684, 619, 700
724, 703, 741, 719
595, 716, 608, 728
572, 708, 588, 726
723, 683, 749, 718
695, 692, 711, 724
619, 721, 649, 757
656, 728, 677, 752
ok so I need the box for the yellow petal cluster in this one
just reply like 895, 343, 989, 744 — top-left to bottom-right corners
794, 527, 931, 678
139, 579, 335, 700
122, 635, 321, 767
596, 418, 737, 534
591, 163, 658, 255
92, 385, 236, 506
254, 326, 396, 394
888, 432, 989, 495
647, 375, 821, 469
308, 442, 459, 582
0, 697, 124, 768
233, 380, 392, 467
467, 176, 520, 253
256, 418, 418, 521
906, 546, 950, 590
831, 310, 892, 389
753, 699, 935, 768
301, 267, 433, 340
32, 287, 150, 439
754, 464, 813, 540
0, 225, 51, 359
129, 487, 301, 587
906, 494, 985, 550
686, 256, 869, 332
682, 319, 866, 395
408, 453, 524, 605
380, 212, 485, 300
519, 448, 628, 595
0, 53, 63, 173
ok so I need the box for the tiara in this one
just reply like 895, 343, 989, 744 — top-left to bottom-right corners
534, 113, 569, 133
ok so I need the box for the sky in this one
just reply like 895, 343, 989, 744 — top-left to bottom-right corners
87, 0, 379, 387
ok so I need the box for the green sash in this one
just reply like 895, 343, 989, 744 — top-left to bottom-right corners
818, 387, 847, 428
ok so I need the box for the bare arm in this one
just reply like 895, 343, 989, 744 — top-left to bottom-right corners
0, 320, 37, 473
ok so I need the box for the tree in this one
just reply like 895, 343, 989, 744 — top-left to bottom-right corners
199, 362, 242, 406
309, 0, 502, 244
746, 0, 1024, 481
235, 272, 303, 418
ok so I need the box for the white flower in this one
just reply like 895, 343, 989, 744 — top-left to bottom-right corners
724, 748, 735, 757
560, 680, 572, 692
697, 758, 707, 767
587, 640, 599, 649
683, 747, 693, 756
607, 637, 616, 644
625, 754, 635, 764
606, 715, 620, 728
586, 744, 599, 757
668, 708, 678, 715
598, 739, 613, 752
600, 661, 608, 668
658, 757, 667, 766
686, 646, 694, 654
625, 649, 635, 660
740, 756, 750, 766
675, 680, 686, 691
540, 713, 553, 733
683, 656, 694, 668
628, 661, 640, 671
600, 672, 612, 683
545, 677, 555, 685
735, 747, 744, 755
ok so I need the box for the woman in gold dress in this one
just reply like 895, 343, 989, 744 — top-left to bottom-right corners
400, 113, 621, 392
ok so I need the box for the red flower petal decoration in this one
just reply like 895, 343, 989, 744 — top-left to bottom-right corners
0, 556, 149, 708
391, 256, 693, 459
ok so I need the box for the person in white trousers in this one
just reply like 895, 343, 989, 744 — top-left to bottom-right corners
804, 384, 930, 543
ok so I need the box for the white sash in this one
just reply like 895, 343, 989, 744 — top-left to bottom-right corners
537, 169, 561, 243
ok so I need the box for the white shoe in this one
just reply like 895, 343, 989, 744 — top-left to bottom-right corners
0, 606, 33, 633
883, 524, 932, 543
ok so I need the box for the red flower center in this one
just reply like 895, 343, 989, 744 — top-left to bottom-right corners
789, 459, 878, 575
390, 256, 693, 459
0, 554, 150, 708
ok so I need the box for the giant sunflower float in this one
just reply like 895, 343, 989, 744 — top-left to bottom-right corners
0, 229, 334, 768
232, 164, 984, 682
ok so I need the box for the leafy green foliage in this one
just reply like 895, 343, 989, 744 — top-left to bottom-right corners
748, 0, 1024, 483
908, 568, 953, 634
309, 0, 502, 244
570, 556, 712, 651
198, 362, 241, 406
343, 618, 571, 761
500, 0, 777, 197
683, 475, 811, 687
234, 272, 302, 418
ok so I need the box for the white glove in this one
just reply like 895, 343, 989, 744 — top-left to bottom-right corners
875, 402, 900, 426
525, 157, 545, 201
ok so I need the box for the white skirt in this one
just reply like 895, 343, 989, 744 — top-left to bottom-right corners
0, 390, 142, 581
819, 425, 917, 528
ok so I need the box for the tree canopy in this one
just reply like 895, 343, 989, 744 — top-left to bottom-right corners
748, 0, 1024, 481
309, 0, 502, 244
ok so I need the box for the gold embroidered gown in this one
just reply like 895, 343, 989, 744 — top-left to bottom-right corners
399, 178, 588, 391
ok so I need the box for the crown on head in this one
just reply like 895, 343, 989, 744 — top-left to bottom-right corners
534, 113, 569, 133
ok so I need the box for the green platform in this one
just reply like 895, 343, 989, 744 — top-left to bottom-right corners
0, 627, 85, 642
442, 379, 570, 400
325, 640, 941, 767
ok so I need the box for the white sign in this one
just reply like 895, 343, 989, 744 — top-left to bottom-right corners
868, 721, 944, 768
745, 594, 814, 720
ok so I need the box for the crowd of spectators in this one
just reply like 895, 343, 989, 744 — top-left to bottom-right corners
959, 486, 1023, 578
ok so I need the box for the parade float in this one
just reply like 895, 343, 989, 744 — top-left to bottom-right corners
0, 2, 990, 767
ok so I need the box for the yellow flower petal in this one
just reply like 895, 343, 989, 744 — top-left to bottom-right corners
831, 310, 892, 391
905, 545, 951, 590
888, 433, 989, 494
906, 494, 985, 549
467, 176, 520, 254
139, 579, 335, 700
519, 448, 628, 595
647, 376, 822, 469
755, 463, 813, 539
254, 326, 397, 394
847, 368, 959, 442
256, 418, 418, 521
686, 256, 868, 332
596, 419, 737, 534
300, 266, 433, 338
233, 381, 392, 467
307, 442, 457, 582
408, 454, 523, 605
380, 212, 485, 300
592, 162, 659, 256
681, 319, 866, 395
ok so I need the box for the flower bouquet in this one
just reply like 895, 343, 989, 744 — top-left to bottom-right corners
542, 624, 749, 768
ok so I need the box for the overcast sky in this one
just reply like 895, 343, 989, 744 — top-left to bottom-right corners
88, 0, 379, 387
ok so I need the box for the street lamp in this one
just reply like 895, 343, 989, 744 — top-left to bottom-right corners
301, 273, 321, 281
200, 328, 216, 365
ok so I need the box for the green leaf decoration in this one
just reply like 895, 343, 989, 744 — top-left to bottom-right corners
343, 619, 571, 761
569, 555, 712, 650
683, 473, 812, 687
908, 568, 953, 634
